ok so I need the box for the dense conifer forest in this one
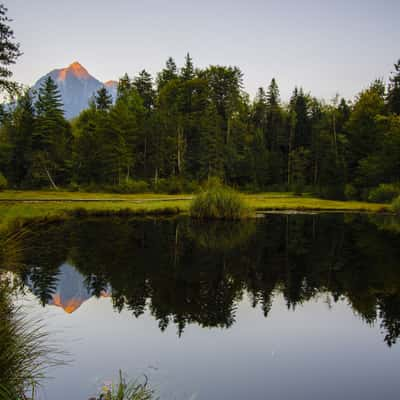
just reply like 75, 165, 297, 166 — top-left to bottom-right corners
1, 54, 400, 201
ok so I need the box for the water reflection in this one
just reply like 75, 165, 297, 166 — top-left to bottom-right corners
3, 214, 400, 346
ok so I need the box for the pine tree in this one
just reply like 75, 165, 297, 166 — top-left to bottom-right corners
181, 53, 195, 81
9, 90, 35, 186
0, 5, 22, 95
33, 76, 71, 188
156, 57, 178, 91
387, 59, 400, 115
117, 73, 132, 100
133, 70, 155, 111
266, 78, 283, 151
289, 87, 311, 149
266, 78, 280, 107
95, 87, 112, 111
133, 70, 155, 177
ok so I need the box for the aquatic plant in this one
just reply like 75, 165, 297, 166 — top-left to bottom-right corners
96, 371, 155, 400
190, 184, 250, 220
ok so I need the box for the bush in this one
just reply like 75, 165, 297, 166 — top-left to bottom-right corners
292, 183, 304, 196
0, 173, 7, 191
190, 185, 251, 220
368, 183, 400, 203
392, 196, 400, 214
68, 182, 80, 192
153, 177, 199, 194
115, 180, 150, 194
344, 184, 358, 200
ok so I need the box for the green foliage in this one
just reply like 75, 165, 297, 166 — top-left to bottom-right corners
0, 172, 7, 190
388, 59, 400, 115
2, 51, 400, 200
345, 184, 358, 200
392, 196, 400, 214
113, 180, 149, 194
152, 177, 199, 194
32, 76, 71, 188
96, 371, 155, 400
0, 5, 22, 95
0, 279, 61, 398
190, 184, 250, 219
368, 183, 400, 203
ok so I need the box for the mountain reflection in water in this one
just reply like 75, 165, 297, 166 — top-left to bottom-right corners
26, 262, 110, 314
5, 213, 400, 346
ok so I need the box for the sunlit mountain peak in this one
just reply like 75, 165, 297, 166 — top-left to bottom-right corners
58, 61, 90, 80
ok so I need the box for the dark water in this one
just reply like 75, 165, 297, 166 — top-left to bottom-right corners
7, 213, 400, 399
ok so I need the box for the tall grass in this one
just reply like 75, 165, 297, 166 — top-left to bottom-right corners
190, 185, 251, 220
0, 277, 64, 399
97, 371, 155, 400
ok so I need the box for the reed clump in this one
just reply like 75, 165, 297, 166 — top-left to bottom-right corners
190, 182, 251, 220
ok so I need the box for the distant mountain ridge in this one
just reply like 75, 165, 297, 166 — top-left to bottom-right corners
33, 62, 117, 119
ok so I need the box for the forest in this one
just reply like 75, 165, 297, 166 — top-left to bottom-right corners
0, 53, 400, 201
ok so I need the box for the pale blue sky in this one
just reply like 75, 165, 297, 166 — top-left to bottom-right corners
6, 0, 400, 101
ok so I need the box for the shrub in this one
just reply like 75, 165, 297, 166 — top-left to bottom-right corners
392, 196, 400, 214
117, 180, 150, 194
68, 182, 81, 192
153, 177, 199, 194
292, 183, 304, 196
344, 184, 358, 200
316, 185, 345, 200
368, 183, 400, 203
0, 173, 7, 191
153, 177, 182, 194
190, 185, 251, 220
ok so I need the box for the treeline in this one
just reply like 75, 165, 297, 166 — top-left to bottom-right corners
1, 54, 400, 198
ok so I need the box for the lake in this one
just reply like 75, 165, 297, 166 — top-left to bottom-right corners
7, 213, 400, 399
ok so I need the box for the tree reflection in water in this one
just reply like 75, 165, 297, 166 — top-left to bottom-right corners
2, 213, 400, 346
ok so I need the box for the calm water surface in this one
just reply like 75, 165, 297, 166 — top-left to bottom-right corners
9, 213, 400, 399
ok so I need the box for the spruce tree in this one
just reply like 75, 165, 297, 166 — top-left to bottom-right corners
33, 76, 71, 188
266, 78, 283, 151
9, 90, 35, 186
156, 57, 178, 90
117, 73, 132, 100
133, 70, 155, 177
181, 53, 195, 81
95, 87, 112, 111
133, 70, 155, 111
387, 59, 400, 115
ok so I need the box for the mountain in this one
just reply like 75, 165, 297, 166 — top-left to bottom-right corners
33, 62, 117, 119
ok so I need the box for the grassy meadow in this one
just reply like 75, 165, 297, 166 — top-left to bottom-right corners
0, 190, 391, 231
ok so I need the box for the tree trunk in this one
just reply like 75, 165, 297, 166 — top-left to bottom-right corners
44, 167, 58, 190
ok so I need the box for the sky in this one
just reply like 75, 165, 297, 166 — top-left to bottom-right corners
6, 0, 400, 102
